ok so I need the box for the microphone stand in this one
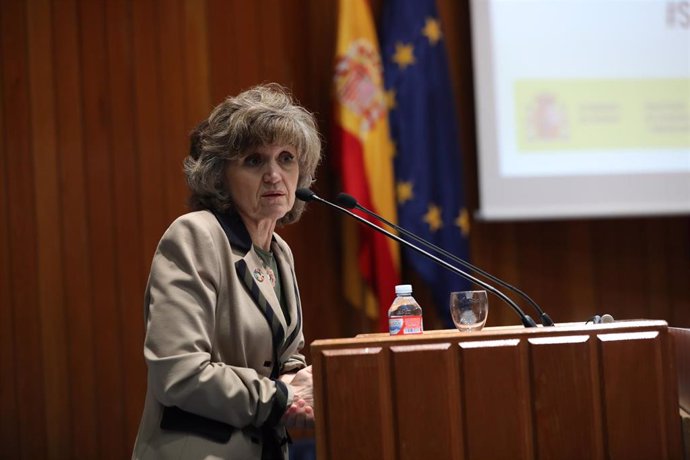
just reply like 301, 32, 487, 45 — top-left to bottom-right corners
335, 193, 554, 327
298, 189, 538, 328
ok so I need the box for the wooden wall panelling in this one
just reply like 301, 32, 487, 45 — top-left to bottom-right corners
459, 338, 532, 459
496, 223, 522, 323
563, 220, 597, 322
181, 0, 211, 128
104, 0, 146, 447
598, 330, 682, 459
52, 0, 98, 456
475, 222, 522, 327
179, 0, 212, 241
514, 223, 565, 320
390, 343, 462, 460
592, 219, 649, 322
466, 222, 492, 316
79, 0, 126, 457
528, 335, 604, 459
206, 0, 238, 105
592, 221, 622, 321
228, 1, 261, 92
296, 0, 319, 99
616, 219, 650, 319
258, 0, 293, 91
0, 4, 21, 458
132, 0, 167, 265
304, 0, 337, 133
437, 0, 465, 133
549, 222, 585, 317
157, 0, 190, 221
1, 0, 47, 458
27, 0, 70, 458
665, 218, 690, 326
645, 219, 671, 324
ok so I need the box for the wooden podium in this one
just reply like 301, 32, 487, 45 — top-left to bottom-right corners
311, 320, 683, 459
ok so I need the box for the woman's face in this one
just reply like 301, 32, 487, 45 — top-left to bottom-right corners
225, 143, 300, 227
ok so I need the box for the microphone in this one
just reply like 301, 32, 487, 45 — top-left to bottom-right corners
296, 188, 538, 328
335, 192, 555, 327
588, 313, 615, 324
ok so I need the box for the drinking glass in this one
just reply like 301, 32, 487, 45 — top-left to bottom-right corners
450, 290, 489, 332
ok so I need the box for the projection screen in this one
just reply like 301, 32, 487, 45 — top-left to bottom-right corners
470, 0, 690, 220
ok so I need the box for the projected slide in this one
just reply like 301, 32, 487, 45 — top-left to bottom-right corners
471, 0, 690, 219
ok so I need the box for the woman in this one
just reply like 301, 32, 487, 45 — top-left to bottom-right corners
132, 84, 321, 459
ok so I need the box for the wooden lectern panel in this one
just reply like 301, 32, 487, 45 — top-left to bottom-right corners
390, 343, 461, 460
527, 335, 603, 459
670, 327, 690, 459
312, 321, 683, 459
458, 338, 532, 459
598, 331, 677, 460
671, 327, 690, 413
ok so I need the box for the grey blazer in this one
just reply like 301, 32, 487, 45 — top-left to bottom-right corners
132, 210, 307, 460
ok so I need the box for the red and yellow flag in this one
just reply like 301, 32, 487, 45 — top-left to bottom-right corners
332, 0, 400, 331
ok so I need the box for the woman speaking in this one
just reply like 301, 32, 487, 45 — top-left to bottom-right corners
132, 84, 321, 460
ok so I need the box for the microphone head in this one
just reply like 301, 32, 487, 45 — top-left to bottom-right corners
335, 192, 358, 209
295, 188, 316, 202
601, 313, 615, 324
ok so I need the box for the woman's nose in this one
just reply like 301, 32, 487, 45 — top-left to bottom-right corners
263, 163, 281, 182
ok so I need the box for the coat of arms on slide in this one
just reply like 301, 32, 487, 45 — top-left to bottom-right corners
526, 92, 569, 141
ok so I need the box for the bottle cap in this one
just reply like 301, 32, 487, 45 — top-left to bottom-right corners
395, 284, 413, 295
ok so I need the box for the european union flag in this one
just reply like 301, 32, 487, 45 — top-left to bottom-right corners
380, 0, 471, 327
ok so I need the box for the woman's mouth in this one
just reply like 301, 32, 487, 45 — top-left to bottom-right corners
262, 191, 285, 198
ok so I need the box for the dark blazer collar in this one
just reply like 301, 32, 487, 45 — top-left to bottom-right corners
213, 210, 281, 256
213, 210, 253, 254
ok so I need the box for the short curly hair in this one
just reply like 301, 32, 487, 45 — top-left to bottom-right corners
183, 84, 322, 225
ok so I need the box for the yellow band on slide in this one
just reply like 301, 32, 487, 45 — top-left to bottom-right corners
515, 78, 690, 151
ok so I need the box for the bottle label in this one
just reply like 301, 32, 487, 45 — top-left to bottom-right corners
389, 315, 423, 336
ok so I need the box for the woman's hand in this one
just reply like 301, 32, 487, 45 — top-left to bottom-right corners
288, 366, 313, 406
281, 366, 315, 429
281, 398, 314, 429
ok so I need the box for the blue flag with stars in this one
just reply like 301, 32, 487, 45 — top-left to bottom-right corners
380, 0, 471, 327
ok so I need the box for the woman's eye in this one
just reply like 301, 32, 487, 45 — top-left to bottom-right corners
280, 152, 296, 163
244, 155, 262, 167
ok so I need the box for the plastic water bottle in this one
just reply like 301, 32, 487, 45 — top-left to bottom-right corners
388, 284, 423, 336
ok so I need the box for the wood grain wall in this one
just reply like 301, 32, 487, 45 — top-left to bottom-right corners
0, 0, 688, 458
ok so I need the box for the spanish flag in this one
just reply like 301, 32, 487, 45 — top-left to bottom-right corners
332, 0, 400, 332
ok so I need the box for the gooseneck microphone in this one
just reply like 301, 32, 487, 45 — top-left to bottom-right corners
335, 192, 555, 327
297, 188, 538, 328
